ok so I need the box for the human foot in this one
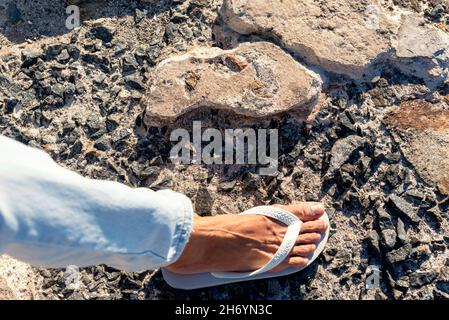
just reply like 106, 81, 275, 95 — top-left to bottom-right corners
166, 203, 328, 275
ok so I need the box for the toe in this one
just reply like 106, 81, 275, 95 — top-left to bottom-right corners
269, 256, 309, 273
300, 219, 328, 233
276, 202, 325, 222
296, 232, 322, 244
291, 244, 316, 256
286, 256, 309, 267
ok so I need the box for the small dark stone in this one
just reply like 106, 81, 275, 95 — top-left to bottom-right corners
386, 244, 411, 264
356, 155, 371, 176
377, 206, 394, 230
429, 4, 445, 21
395, 277, 409, 291
146, 45, 161, 64
151, 177, 173, 190
94, 137, 111, 151
44, 44, 64, 59
68, 45, 81, 60
409, 271, 438, 288
22, 49, 43, 68
111, 129, 131, 144
0, 74, 12, 88
396, 218, 408, 243
6, 98, 19, 113
82, 53, 111, 73
218, 180, 236, 192
437, 281, 449, 294
69, 140, 83, 157
386, 195, 419, 223
124, 76, 145, 91
51, 84, 65, 98
165, 22, 178, 42
427, 205, 444, 223
381, 229, 397, 250
122, 54, 139, 73
135, 9, 146, 24
326, 208, 336, 219
195, 186, 214, 216
171, 13, 189, 23
86, 114, 105, 135
385, 164, 401, 187
432, 239, 446, 252
434, 288, 449, 299
242, 173, 261, 191
138, 166, 161, 179
189, 0, 208, 8
366, 230, 381, 256
56, 49, 71, 63
106, 118, 119, 132
337, 111, 355, 132
328, 135, 365, 175
410, 245, 431, 262
385, 150, 401, 163
90, 25, 116, 43
114, 43, 127, 56
343, 191, 362, 208
404, 189, 426, 201
120, 276, 143, 290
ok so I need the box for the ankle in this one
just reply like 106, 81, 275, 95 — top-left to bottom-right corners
166, 215, 217, 273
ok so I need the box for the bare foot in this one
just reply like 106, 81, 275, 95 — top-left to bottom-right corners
166, 203, 328, 274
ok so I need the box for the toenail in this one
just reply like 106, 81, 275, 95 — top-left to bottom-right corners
310, 204, 325, 215
316, 221, 326, 229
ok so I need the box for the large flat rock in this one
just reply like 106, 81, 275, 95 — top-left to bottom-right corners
143, 42, 322, 126
383, 100, 449, 195
220, 0, 396, 79
220, 1, 449, 85
392, 14, 449, 86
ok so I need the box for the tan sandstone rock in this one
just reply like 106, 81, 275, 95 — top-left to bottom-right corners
0, 255, 43, 300
383, 100, 449, 196
220, 0, 397, 80
143, 41, 322, 126
0, 276, 16, 300
220, 0, 449, 85
392, 14, 449, 86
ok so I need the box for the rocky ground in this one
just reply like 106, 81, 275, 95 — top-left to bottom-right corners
0, 0, 448, 300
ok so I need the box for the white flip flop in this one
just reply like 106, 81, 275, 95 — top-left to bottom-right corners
162, 205, 330, 290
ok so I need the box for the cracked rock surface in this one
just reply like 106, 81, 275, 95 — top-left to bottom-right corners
220, 0, 397, 79
221, 0, 449, 84
143, 41, 322, 126
383, 100, 449, 196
